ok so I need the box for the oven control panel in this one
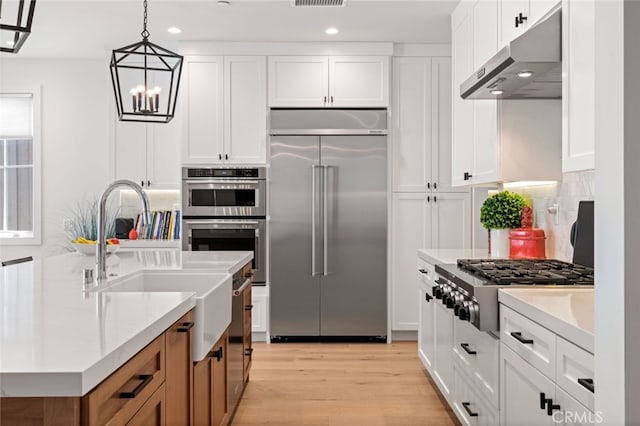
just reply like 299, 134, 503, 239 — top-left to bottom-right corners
185, 168, 263, 178
432, 274, 480, 329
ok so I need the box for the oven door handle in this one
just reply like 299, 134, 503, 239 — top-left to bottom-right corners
183, 220, 260, 228
184, 179, 261, 185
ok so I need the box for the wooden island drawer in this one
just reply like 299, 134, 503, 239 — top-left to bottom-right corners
81, 335, 165, 426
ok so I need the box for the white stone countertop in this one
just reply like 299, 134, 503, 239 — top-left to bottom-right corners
0, 250, 252, 397
417, 248, 501, 265
498, 288, 594, 353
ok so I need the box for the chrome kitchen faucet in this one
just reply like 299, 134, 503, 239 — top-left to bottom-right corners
95, 180, 151, 283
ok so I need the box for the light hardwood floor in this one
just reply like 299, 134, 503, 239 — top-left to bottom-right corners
232, 342, 458, 426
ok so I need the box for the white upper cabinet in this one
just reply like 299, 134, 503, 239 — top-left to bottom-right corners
499, 0, 560, 48
451, 12, 475, 187
473, 0, 499, 69
183, 56, 224, 164
431, 58, 459, 192
183, 56, 267, 165
268, 56, 328, 107
392, 57, 433, 192
562, 0, 595, 172
329, 56, 389, 107
268, 56, 389, 107
112, 70, 180, 189
224, 56, 267, 164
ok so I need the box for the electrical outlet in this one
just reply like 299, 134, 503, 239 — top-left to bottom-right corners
63, 218, 74, 232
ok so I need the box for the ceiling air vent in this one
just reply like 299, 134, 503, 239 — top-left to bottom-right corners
292, 0, 345, 6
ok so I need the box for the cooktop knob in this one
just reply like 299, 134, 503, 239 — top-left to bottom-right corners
454, 300, 466, 316
467, 301, 479, 324
459, 306, 470, 321
445, 293, 456, 309
434, 287, 443, 299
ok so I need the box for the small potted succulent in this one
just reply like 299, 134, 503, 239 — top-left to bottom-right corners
480, 190, 529, 257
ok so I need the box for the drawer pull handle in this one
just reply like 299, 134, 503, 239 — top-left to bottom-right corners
510, 331, 534, 345
461, 402, 478, 417
540, 392, 548, 409
547, 399, 560, 416
177, 322, 194, 332
578, 378, 595, 393
119, 374, 154, 399
418, 268, 429, 275
425, 292, 433, 302
211, 347, 224, 362
460, 343, 477, 355
245, 304, 254, 311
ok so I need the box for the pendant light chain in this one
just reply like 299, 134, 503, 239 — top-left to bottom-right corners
141, 0, 150, 40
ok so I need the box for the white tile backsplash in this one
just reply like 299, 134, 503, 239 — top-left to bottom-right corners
509, 170, 594, 261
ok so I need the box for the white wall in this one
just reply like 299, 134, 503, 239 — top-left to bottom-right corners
0, 59, 111, 261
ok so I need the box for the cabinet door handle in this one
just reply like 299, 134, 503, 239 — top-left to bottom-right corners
427, 182, 431, 189
177, 322, 194, 332
425, 292, 432, 302
464, 172, 473, 181
461, 402, 478, 417
578, 378, 595, 393
427, 195, 430, 202
418, 268, 429, 275
330, 96, 334, 104
510, 331, 534, 345
434, 195, 437, 203
211, 346, 224, 361
219, 153, 222, 160
434, 182, 437, 189
147, 180, 151, 187
119, 374, 154, 399
225, 154, 229, 160
460, 343, 477, 355
324, 96, 327, 104
540, 392, 548, 409
245, 304, 254, 311
245, 348, 254, 356
140, 180, 144, 187
547, 400, 560, 416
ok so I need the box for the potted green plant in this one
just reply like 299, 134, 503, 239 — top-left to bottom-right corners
480, 190, 529, 257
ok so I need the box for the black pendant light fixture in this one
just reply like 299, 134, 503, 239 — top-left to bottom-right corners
110, 0, 183, 123
0, 0, 36, 54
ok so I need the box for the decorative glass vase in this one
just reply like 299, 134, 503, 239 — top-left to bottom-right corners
490, 228, 511, 257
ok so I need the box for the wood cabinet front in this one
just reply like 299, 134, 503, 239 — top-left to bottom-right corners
193, 330, 229, 426
165, 311, 194, 426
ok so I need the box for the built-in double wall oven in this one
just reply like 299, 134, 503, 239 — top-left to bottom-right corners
182, 167, 266, 284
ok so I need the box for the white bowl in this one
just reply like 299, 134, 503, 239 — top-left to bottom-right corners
72, 242, 120, 255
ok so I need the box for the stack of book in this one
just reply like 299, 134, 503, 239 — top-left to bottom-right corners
133, 210, 181, 240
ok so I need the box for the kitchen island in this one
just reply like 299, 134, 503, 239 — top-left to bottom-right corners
0, 250, 252, 424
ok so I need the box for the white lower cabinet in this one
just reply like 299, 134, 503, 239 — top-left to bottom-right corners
251, 286, 268, 337
501, 343, 556, 426
391, 193, 470, 332
453, 319, 500, 408
417, 260, 436, 370
433, 298, 454, 399
453, 363, 500, 426
500, 302, 596, 425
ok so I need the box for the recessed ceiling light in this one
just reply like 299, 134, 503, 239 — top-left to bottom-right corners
490, 89, 504, 95
517, 71, 533, 78
6, 40, 15, 46
325, 27, 340, 35
217, 0, 231, 6
167, 27, 182, 34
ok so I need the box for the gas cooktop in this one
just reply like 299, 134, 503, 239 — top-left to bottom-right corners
456, 259, 594, 286
431, 259, 594, 332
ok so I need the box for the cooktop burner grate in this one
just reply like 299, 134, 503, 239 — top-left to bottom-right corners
456, 259, 594, 285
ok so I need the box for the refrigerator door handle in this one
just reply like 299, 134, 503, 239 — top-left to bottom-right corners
311, 165, 321, 276
323, 165, 329, 276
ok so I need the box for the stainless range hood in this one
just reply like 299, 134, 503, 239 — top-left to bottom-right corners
460, 8, 561, 100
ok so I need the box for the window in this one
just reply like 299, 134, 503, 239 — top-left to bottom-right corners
0, 92, 40, 244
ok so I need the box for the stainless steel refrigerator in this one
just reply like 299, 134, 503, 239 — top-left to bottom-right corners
269, 109, 387, 341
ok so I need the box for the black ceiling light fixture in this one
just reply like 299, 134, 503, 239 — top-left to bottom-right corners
0, 0, 36, 54
110, 0, 183, 123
